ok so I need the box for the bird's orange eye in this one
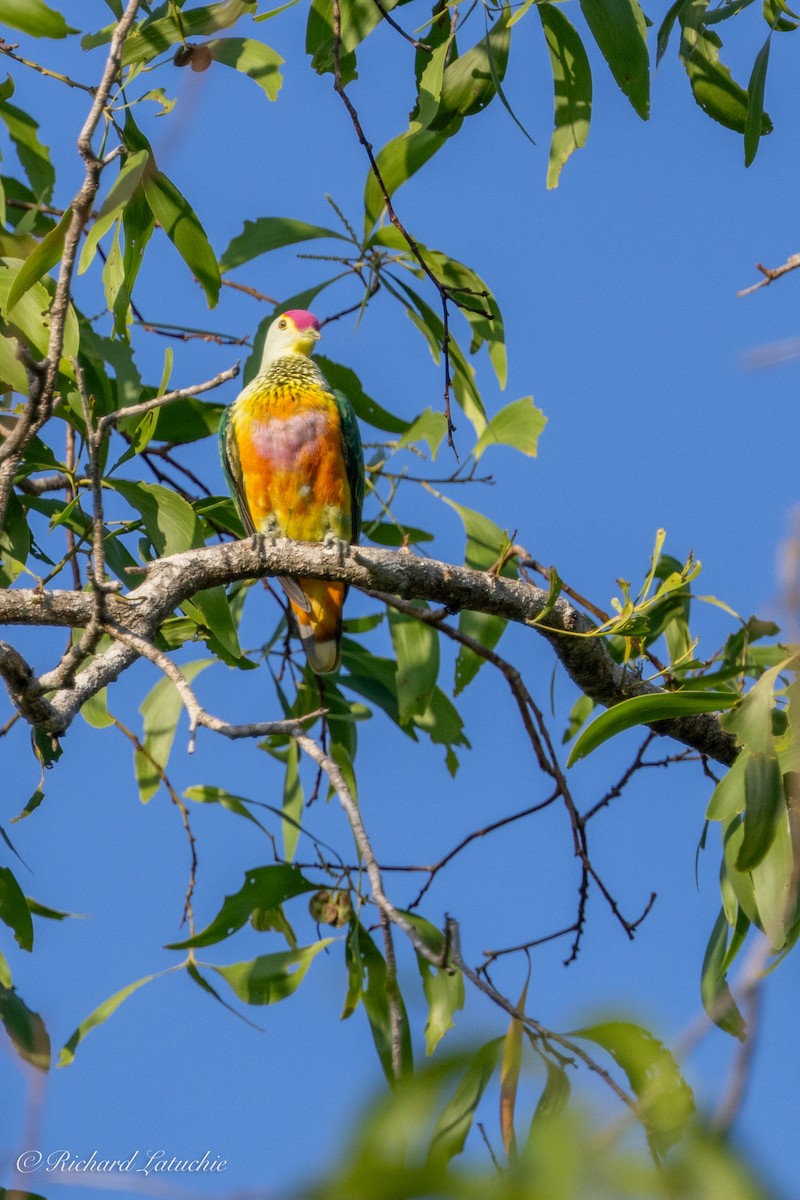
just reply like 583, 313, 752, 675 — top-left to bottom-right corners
278, 318, 287, 329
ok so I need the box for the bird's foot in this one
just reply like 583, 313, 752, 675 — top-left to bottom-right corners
323, 532, 349, 564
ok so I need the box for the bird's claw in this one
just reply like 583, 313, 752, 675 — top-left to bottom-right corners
323, 533, 349, 564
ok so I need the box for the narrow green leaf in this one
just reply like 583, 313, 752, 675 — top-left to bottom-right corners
0, 99, 55, 202
0, 985, 50, 1070
473, 397, 547, 461
574, 1021, 695, 1152
282, 740, 303, 862
403, 913, 464, 1055
568, 691, 739, 765
579, 0, 649, 119
701, 908, 747, 1039
562, 693, 596, 744
79, 687, 114, 730
428, 10, 511, 132
679, 0, 773, 134
205, 37, 284, 101
427, 1039, 503, 1164
388, 604, 440, 724
184, 784, 272, 835
0, 866, 33, 951
736, 751, 784, 870
167, 864, 316, 949
0, 490, 31, 587
0, 0, 75, 38
364, 521, 434, 547
348, 921, 413, 1084
220, 216, 345, 272
501, 974, 529, 1157
529, 1055, 572, 1133
133, 660, 212, 803
744, 35, 771, 165
59, 972, 164, 1066
6, 205, 71, 311
539, 5, 592, 188
364, 128, 449, 233
78, 149, 149, 274
722, 664, 784, 755
657, 0, 689, 64
706, 749, 748, 821
118, 0, 257, 64
143, 170, 220, 306
210, 939, 333, 1005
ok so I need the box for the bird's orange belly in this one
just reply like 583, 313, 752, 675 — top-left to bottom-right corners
235, 407, 351, 541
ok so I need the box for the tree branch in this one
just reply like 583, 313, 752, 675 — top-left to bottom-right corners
0, 541, 739, 764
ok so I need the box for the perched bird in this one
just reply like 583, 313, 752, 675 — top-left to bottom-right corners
219, 309, 364, 674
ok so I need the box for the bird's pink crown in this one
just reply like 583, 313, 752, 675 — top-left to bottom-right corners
283, 309, 320, 332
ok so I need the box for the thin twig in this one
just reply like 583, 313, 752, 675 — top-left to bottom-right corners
738, 253, 800, 297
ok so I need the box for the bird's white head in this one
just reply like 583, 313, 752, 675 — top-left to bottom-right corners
261, 309, 321, 365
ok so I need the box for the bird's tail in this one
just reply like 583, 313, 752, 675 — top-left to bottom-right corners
289, 579, 345, 675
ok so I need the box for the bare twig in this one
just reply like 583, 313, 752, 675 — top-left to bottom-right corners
738, 253, 800, 297
97, 363, 239, 435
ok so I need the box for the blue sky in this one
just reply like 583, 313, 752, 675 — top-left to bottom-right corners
2, 2, 799, 1196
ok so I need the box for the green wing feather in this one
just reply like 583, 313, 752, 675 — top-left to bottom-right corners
333, 388, 364, 545
218, 405, 255, 537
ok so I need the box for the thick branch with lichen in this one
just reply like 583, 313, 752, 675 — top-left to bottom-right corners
0, 540, 738, 764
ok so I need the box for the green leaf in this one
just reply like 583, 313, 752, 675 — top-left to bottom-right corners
184, 784, 272, 835
473, 397, 547, 461
167, 864, 316, 949
403, 913, 465, 1055
388, 603, 440, 724
347, 920, 413, 1084
501, 974, 529, 1157
579, 0, 649, 119
59, 972, 164, 1066
0, 985, 50, 1070
133, 660, 212, 803
364, 521, 434, 547
721, 664, 783, 755
398, 408, 447, 459
6, 205, 71, 312
0, 259, 77, 380
563, 693, 596, 744
0, 490, 31, 586
315, 356, 410, 434
205, 37, 284, 100
427, 1040, 503, 1164
26, 897, 83, 921
364, 128, 449, 233
112, 479, 200, 556
574, 1021, 695, 1152
220, 216, 345, 272
529, 1055, 572, 1133
143, 169, 220, 306
0, 0, 75, 38
701, 908, 747, 1038
210, 939, 332, 1005
744, 35, 771, 165
539, 5, 593, 189
117, 0, 258, 64
656, 0, 689, 65
706, 748, 748, 820
568, 691, 739, 765
428, 10, 511, 132
751, 808, 794, 947
0, 866, 33, 951
679, 0, 773, 134
282, 740, 303, 862
735, 751, 784, 870
78, 148, 149, 274
306, 0, 403, 77
0, 99, 55, 202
